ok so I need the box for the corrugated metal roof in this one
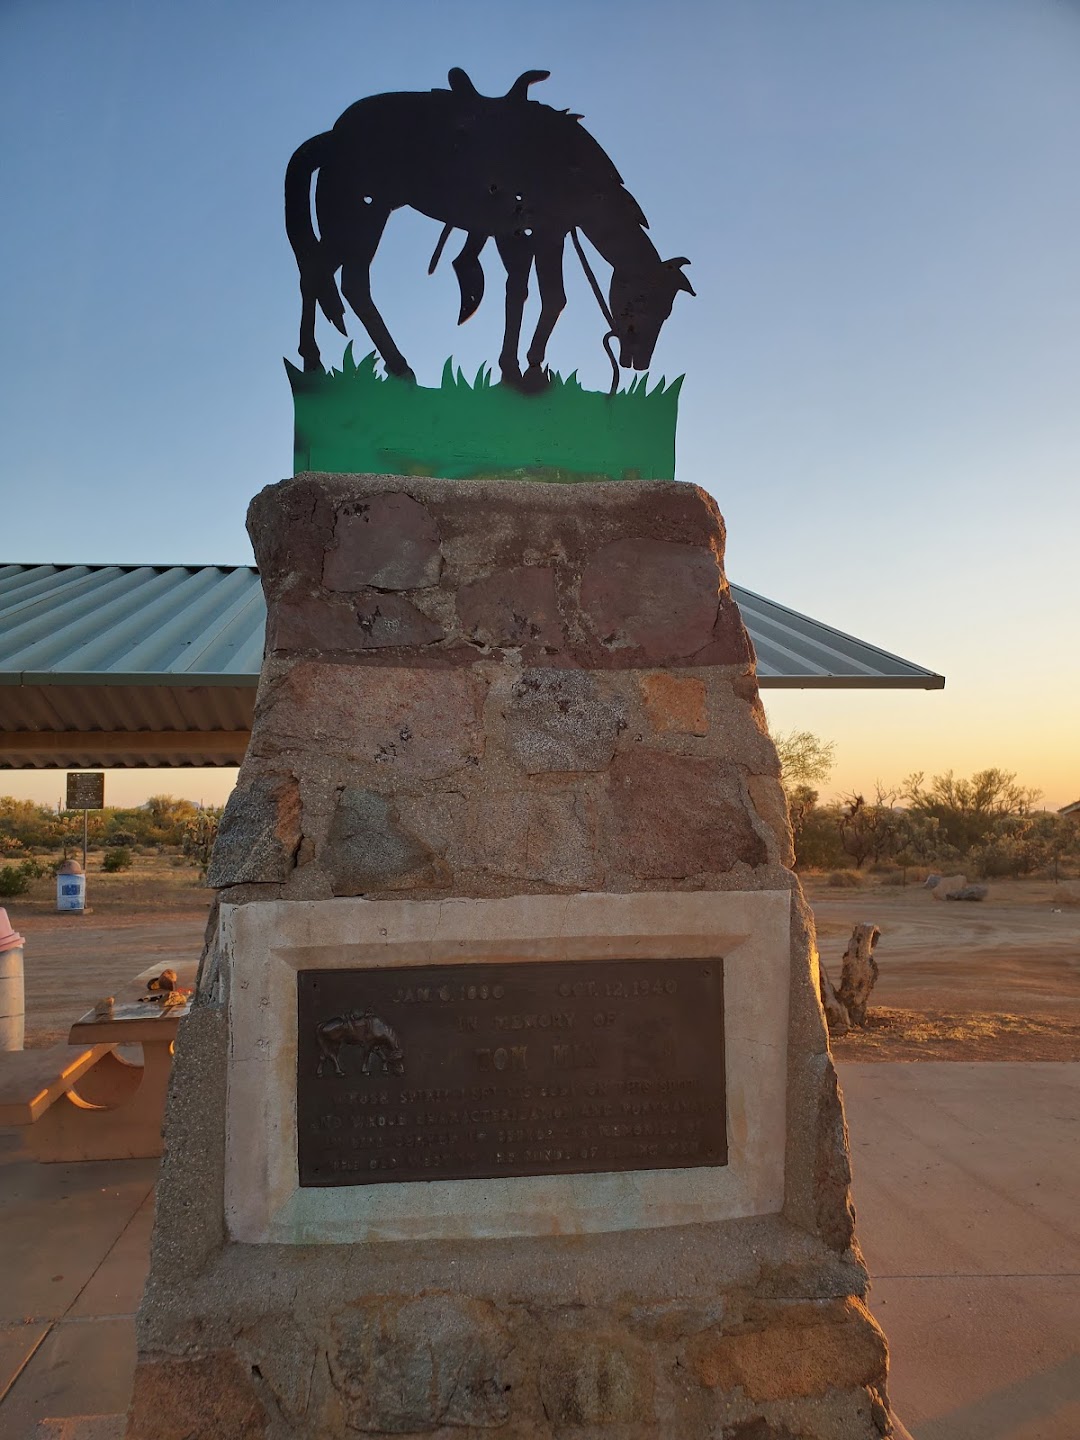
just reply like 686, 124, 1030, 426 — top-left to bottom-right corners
0, 563, 943, 689
0, 564, 265, 681
733, 585, 944, 688
0, 562, 943, 767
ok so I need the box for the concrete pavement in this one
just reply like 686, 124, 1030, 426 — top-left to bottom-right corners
0, 1129, 152, 1437
843, 1062, 1080, 1440
0, 1062, 1076, 1438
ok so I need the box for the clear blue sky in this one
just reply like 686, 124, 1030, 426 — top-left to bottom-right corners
2, 0, 1078, 807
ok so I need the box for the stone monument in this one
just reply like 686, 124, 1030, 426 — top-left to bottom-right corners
127, 65, 892, 1439
126, 472, 892, 1439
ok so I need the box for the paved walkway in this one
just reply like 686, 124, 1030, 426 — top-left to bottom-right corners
0, 1062, 1076, 1437
0, 1132, 153, 1437
844, 1062, 1080, 1440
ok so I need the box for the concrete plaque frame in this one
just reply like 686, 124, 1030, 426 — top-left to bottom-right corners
222, 890, 791, 1244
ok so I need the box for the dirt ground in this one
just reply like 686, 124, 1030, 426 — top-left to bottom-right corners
3, 856, 212, 1046
4, 865, 1078, 1058
807, 876, 1080, 1062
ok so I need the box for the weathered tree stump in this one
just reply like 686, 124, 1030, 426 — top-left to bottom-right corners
818, 962, 850, 1036
836, 923, 881, 1027
821, 923, 881, 1034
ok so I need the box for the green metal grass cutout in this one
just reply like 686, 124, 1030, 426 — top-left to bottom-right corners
287, 347, 682, 482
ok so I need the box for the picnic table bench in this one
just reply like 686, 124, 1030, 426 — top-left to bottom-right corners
0, 961, 195, 1162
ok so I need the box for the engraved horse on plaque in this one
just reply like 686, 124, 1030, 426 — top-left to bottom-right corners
315, 1010, 405, 1078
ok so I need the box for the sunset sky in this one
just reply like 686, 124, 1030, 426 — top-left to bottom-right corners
1, 0, 1077, 811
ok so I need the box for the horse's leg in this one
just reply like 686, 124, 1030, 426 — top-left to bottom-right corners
316, 1027, 333, 1077
299, 282, 322, 373
496, 231, 534, 389
298, 164, 351, 373
452, 231, 487, 324
521, 231, 567, 393
318, 1029, 346, 1078
337, 208, 414, 380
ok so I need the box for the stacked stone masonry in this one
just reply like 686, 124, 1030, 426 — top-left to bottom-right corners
209, 475, 787, 902
130, 474, 891, 1440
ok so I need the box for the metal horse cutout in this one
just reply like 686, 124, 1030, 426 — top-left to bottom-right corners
286, 68, 694, 392
315, 1010, 405, 1079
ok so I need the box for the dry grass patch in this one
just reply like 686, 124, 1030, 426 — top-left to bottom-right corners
831, 1006, 1080, 1062
6, 851, 210, 918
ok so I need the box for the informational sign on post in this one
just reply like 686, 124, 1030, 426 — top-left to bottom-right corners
64, 772, 105, 892
66, 773, 105, 811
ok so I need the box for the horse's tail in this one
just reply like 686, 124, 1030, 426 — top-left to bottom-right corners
285, 131, 347, 334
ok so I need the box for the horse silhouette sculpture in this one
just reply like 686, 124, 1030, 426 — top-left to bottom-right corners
286, 68, 694, 392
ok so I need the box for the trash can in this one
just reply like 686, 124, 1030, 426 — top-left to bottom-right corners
0, 907, 25, 1051
57, 858, 86, 913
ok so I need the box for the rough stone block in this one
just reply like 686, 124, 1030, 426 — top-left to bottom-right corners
687, 1298, 887, 1402
500, 669, 625, 773
255, 663, 485, 779
692, 594, 757, 669
639, 671, 708, 735
323, 491, 442, 590
720, 1421, 801, 1440
246, 476, 336, 593
604, 753, 768, 879
206, 774, 300, 888
579, 537, 721, 662
538, 1329, 654, 1426
815, 1060, 858, 1253
238, 1315, 324, 1431
324, 787, 440, 895
747, 774, 795, 869
457, 564, 564, 653
329, 1295, 511, 1431
477, 789, 600, 889
272, 592, 443, 651
126, 1352, 267, 1439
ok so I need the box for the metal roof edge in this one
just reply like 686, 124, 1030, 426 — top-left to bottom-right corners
730, 582, 944, 681
2, 670, 946, 690
758, 674, 945, 690
2, 561, 255, 573
0, 672, 260, 689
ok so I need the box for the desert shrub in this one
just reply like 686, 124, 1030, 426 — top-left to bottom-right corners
181, 807, 222, 875
774, 729, 836, 789
0, 796, 65, 849
14, 858, 48, 880
827, 870, 862, 888
791, 800, 848, 870
0, 863, 32, 897
879, 869, 908, 886
105, 828, 138, 848
102, 846, 133, 873
903, 769, 1041, 853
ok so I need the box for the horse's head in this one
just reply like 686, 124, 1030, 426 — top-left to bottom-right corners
608, 257, 694, 371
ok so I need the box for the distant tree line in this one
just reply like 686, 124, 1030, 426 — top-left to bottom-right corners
0, 794, 223, 895
773, 731, 1079, 878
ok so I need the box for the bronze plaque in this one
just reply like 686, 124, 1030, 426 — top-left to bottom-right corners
297, 958, 726, 1187
66, 772, 105, 810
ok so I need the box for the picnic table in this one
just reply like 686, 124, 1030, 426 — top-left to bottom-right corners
0, 961, 197, 1162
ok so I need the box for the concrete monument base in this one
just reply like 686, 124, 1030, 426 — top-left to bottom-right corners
128, 474, 891, 1438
